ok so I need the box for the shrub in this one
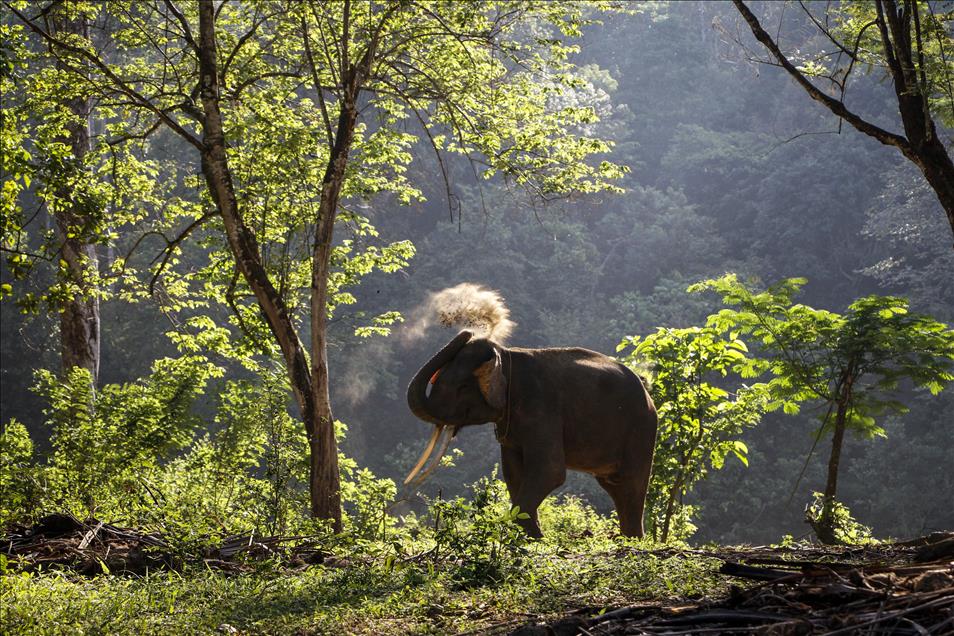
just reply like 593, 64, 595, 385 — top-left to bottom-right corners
805, 492, 875, 545
426, 473, 530, 588
538, 494, 619, 551
33, 358, 220, 519
0, 419, 40, 527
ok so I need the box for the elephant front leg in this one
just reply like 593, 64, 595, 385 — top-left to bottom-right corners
511, 460, 566, 538
500, 446, 523, 502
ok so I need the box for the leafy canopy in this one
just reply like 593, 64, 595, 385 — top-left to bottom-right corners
2, 1, 630, 365
691, 274, 954, 439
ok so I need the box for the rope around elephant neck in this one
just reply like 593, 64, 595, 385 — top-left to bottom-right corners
495, 348, 513, 443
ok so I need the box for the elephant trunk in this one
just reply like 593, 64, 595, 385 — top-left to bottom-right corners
407, 330, 472, 425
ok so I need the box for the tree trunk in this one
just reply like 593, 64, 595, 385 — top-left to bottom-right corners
879, 0, 954, 243
196, 0, 340, 526
662, 404, 706, 542
823, 400, 848, 505
51, 11, 99, 383
307, 93, 359, 529
660, 475, 681, 543
815, 370, 855, 545
911, 140, 954, 239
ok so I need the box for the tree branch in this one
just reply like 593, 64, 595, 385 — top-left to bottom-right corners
5, 1, 204, 150
148, 209, 217, 295
160, 0, 199, 53
732, 0, 912, 154
220, 5, 270, 87
301, 13, 335, 148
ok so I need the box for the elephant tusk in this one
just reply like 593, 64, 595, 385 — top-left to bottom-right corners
409, 427, 455, 486
404, 425, 444, 485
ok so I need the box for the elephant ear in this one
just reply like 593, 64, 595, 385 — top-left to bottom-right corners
473, 348, 506, 412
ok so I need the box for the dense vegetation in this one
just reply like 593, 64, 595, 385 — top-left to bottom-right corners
3, 494, 724, 635
2, 1, 953, 634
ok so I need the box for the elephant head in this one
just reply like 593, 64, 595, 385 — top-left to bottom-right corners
404, 330, 507, 484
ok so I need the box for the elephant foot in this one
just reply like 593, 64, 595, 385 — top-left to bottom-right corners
514, 512, 543, 539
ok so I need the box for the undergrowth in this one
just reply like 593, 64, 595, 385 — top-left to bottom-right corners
1, 525, 724, 636
1, 465, 722, 635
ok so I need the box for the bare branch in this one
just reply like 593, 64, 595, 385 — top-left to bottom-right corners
161, 0, 199, 53
355, 0, 403, 77
732, 1, 911, 154
798, 1, 860, 61
404, 93, 457, 221
301, 13, 335, 148
308, 3, 342, 90
341, 0, 351, 81
926, 1, 954, 121
0, 245, 56, 263
148, 209, 216, 295
104, 118, 162, 146
224, 265, 269, 353
229, 70, 303, 102
220, 5, 272, 87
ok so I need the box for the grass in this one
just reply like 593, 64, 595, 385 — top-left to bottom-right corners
1, 546, 726, 635
1, 481, 732, 635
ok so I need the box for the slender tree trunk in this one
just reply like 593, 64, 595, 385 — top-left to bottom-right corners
307, 90, 359, 529
51, 11, 99, 383
815, 369, 855, 544
662, 403, 706, 542
813, 400, 848, 545
196, 0, 341, 526
660, 474, 683, 543
824, 399, 849, 506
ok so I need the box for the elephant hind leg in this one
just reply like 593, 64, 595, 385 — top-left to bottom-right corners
598, 476, 646, 538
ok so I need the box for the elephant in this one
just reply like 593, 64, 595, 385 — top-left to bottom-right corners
406, 330, 658, 538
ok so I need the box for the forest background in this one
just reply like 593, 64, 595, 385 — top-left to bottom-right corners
2, 0, 952, 546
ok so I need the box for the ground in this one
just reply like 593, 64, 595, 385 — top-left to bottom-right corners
3, 519, 952, 635
2, 548, 721, 635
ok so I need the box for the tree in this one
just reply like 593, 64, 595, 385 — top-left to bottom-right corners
48, 8, 100, 382
732, 0, 954, 245
7, 0, 625, 529
1, 9, 102, 382
617, 326, 768, 542
694, 274, 954, 543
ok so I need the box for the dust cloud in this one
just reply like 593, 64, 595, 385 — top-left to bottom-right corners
400, 283, 515, 344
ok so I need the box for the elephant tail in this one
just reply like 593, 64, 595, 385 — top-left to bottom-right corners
623, 359, 654, 393
637, 373, 653, 392
428, 283, 515, 343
